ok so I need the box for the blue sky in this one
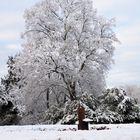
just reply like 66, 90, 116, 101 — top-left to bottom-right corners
0, 0, 140, 87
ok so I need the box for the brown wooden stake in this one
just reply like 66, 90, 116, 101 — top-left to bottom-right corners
78, 105, 89, 130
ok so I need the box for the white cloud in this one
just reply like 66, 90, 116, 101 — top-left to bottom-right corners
93, 0, 132, 15
118, 22, 140, 47
118, 51, 138, 62
6, 44, 22, 51
0, 12, 24, 41
0, 30, 20, 40
107, 69, 140, 87
0, 12, 23, 29
113, 21, 140, 64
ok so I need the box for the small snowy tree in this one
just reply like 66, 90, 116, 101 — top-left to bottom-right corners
0, 56, 25, 125
1, 56, 20, 94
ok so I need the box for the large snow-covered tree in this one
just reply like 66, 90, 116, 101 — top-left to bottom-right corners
16, 0, 117, 100
14, 0, 118, 123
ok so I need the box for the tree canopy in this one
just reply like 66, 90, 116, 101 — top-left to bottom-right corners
9, 0, 119, 124
15, 0, 118, 102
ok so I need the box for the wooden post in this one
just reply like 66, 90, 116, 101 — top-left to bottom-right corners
78, 105, 89, 130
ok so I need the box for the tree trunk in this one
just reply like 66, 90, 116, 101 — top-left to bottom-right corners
46, 88, 49, 109
69, 81, 77, 101
63, 94, 67, 103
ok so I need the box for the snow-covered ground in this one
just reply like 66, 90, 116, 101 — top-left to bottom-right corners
0, 124, 140, 140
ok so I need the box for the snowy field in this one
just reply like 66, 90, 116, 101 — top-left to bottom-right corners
0, 124, 140, 140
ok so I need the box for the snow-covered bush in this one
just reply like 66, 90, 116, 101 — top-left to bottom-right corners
79, 93, 99, 111
41, 89, 140, 124
0, 84, 21, 125
94, 109, 123, 124
61, 93, 101, 124
0, 94, 20, 125
61, 100, 79, 124
95, 88, 140, 123
41, 94, 98, 124
43, 105, 64, 124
